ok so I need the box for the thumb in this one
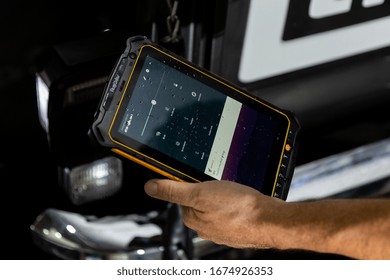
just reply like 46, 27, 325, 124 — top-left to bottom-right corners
144, 179, 197, 207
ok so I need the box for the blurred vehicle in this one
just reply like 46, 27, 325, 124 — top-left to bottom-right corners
1, 0, 390, 260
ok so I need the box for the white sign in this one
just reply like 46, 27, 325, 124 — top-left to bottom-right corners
239, 0, 390, 83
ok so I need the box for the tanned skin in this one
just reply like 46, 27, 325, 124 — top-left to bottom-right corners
144, 179, 390, 260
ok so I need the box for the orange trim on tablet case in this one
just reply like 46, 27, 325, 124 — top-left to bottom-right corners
108, 44, 292, 196
112, 148, 185, 182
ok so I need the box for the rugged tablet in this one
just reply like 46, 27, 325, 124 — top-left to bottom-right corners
91, 36, 300, 200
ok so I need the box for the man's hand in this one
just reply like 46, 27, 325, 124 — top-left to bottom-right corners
145, 179, 390, 259
144, 179, 282, 248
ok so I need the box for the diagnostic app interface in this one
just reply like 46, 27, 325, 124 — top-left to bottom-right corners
118, 54, 280, 189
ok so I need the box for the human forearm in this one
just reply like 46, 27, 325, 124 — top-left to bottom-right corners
144, 179, 390, 260
260, 199, 390, 259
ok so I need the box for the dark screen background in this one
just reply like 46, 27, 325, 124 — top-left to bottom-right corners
222, 106, 279, 190
119, 55, 226, 172
118, 51, 281, 190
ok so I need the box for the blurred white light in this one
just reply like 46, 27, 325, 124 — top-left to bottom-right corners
65, 157, 123, 205
66, 225, 76, 234
35, 74, 50, 133
362, 0, 385, 8
136, 249, 145, 255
